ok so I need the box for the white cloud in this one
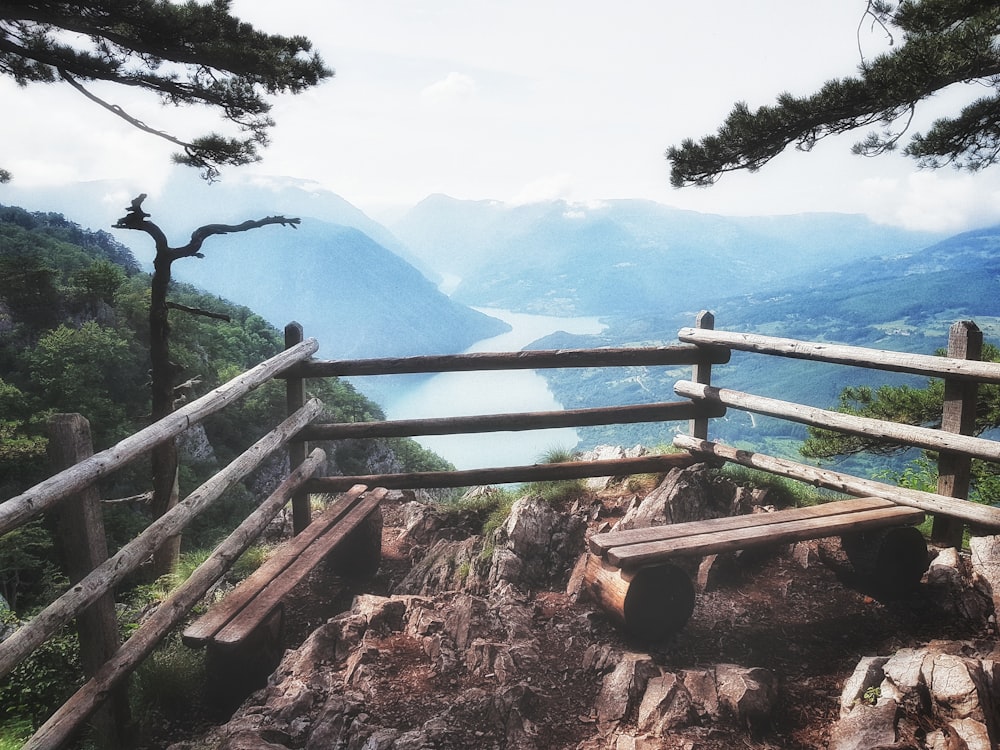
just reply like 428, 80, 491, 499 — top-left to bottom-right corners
420, 72, 478, 107
862, 172, 1000, 233
510, 174, 576, 205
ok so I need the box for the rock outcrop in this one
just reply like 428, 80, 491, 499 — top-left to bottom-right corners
170, 462, 1000, 750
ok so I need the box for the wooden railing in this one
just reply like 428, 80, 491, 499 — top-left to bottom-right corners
3, 312, 1000, 748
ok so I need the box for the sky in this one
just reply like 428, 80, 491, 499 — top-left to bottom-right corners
4, 0, 1000, 233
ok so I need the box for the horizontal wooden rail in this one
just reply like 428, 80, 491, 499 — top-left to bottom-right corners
0, 338, 319, 536
673, 435, 1000, 529
305, 452, 710, 492
23, 448, 329, 750
299, 400, 725, 440
284, 344, 730, 378
674, 380, 1000, 464
0, 399, 324, 682
678, 328, 1000, 384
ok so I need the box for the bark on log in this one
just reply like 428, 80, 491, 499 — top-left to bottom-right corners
674, 380, 1000, 464
306, 452, 710, 492
584, 554, 695, 640
678, 327, 1000, 384
841, 525, 929, 594
286, 343, 730, 378
299, 400, 723, 440
672, 435, 1000, 528
0, 338, 318, 536
0, 399, 323, 682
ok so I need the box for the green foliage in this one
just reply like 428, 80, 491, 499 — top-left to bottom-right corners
0, 617, 83, 730
801, 342, 1000, 501
130, 632, 205, 722
390, 438, 455, 473
1, 2, 332, 181
668, 2, 1000, 186
528, 445, 587, 505
0, 520, 57, 611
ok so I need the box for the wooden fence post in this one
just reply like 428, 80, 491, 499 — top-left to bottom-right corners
688, 311, 715, 441
285, 322, 311, 534
932, 320, 982, 548
47, 414, 130, 748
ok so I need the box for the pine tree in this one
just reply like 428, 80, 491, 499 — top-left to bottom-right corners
667, 1, 1000, 187
0, 0, 333, 182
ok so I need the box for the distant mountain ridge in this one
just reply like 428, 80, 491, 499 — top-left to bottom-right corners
168, 218, 508, 359
391, 195, 944, 316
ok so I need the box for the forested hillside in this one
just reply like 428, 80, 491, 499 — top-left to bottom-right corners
0, 204, 445, 615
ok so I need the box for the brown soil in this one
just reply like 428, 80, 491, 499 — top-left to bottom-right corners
164, 488, 988, 749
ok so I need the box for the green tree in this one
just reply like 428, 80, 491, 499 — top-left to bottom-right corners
667, 1, 1000, 187
22, 322, 143, 444
0, 0, 333, 181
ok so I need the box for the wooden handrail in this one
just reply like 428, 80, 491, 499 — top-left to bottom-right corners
674, 380, 1000, 464
0, 399, 323, 682
673, 436, 1000, 529
305, 452, 710, 492
0, 338, 319, 536
678, 327, 1000, 384
299, 400, 725, 440
284, 344, 729, 378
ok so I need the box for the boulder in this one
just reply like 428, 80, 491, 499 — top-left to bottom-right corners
828, 700, 899, 750
594, 652, 662, 725
612, 465, 737, 531
714, 664, 778, 730
636, 673, 695, 735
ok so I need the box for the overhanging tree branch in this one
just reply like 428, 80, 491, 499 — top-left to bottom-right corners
667, 2, 1000, 187
0, 1, 333, 181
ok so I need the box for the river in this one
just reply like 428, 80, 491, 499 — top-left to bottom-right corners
379, 308, 606, 470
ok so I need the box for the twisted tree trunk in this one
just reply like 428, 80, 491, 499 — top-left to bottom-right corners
115, 195, 301, 576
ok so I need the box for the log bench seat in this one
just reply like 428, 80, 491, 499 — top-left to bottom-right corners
183, 484, 385, 694
584, 497, 928, 641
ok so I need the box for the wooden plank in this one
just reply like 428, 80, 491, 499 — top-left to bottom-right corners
609, 505, 925, 569
934, 320, 982, 546
285, 323, 311, 534
212, 488, 386, 647
287, 344, 731, 378
588, 497, 902, 556
673, 435, 1000, 529
674, 380, 1000, 464
0, 398, 325, 682
0, 338, 319, 536
300, 400, 725, 441
182, 484, 369, 646
677, 327, 1000, 384
306, 452, 710, 492
688, 310, 716, 440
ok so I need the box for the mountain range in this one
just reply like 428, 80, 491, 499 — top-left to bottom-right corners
5, 174, 997, 461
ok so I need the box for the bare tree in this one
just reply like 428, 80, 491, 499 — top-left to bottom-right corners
115, 194, 300, 575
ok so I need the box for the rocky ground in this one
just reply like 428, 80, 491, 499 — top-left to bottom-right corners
166, 462, 1000, 750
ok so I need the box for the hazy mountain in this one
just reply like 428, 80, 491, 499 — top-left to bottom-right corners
526, 224, 1000, 453
391, 195, 943, 316
168, 218, 508, 359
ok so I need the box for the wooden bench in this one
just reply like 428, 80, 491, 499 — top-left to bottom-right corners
584, 497, 928, 641
183, 484, 385, 694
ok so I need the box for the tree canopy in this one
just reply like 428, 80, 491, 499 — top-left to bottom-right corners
0, 0, 333, 182
667, 0, 1000, 187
